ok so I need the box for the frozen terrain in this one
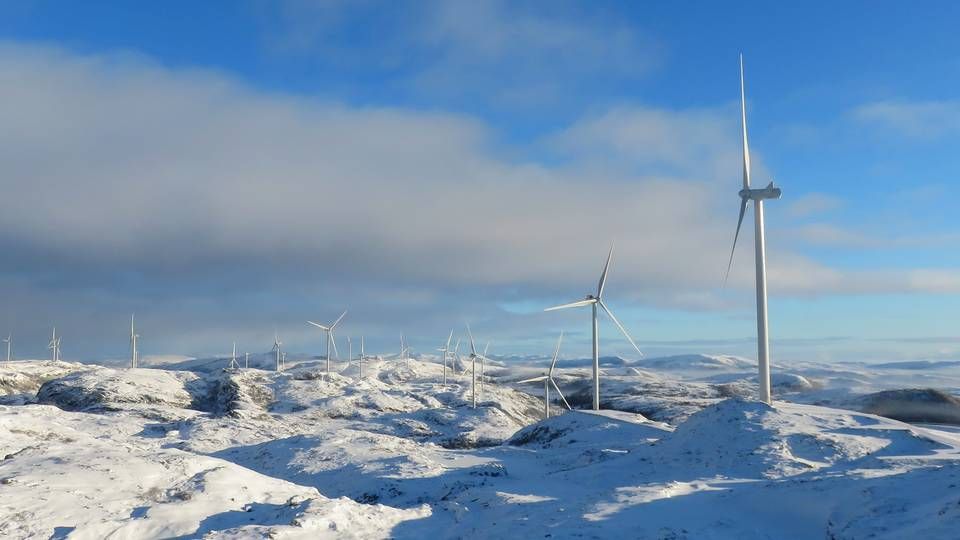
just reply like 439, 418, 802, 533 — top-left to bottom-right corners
3, 352, 960, 538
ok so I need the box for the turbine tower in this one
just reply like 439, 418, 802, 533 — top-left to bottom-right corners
725, 54, 782, 405
48, 328, 61, 362
3, 334, 11, 363
229, 342, 240, 369
129, 314, 139, 369
272, 333, 283, 372
359, 336, 365, 379
438, 330, 453, 384
544, 244, 642, 410
517, 332, 573, 419
307, 310, 347, 375
465, 324, 491, 408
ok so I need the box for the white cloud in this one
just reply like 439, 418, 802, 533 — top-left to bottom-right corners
0, 42, 957, 357
851, 100, 960, 138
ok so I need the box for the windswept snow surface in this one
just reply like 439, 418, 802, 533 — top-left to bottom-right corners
4, 355, 960, 538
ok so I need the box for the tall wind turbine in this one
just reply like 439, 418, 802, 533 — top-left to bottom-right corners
465, 324, 491, 408
359, 336, 365, 379
725, 54, 782, 405
438, 330, 453, 384
517, 332, 572, 419
544, 244, 643, 410
307, 310, 346, 375
272, 333, 283, 372
229, 342, 240, 369
480, 342, 490, 399
399, 334, 411, 361
129, 314, 139, 369
3, 334, 11, 363
48, 328, 61, 362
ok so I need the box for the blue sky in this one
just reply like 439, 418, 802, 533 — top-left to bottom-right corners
0, 1, 958, 363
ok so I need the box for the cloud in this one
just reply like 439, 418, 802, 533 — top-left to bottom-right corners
783, 193, 842, 219
0, 42, 956, 358
851, 100, 960, 138
254, 0, 661, 108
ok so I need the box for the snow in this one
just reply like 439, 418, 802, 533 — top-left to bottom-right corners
4, 354, 960, 538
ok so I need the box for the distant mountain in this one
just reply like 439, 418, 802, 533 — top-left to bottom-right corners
636, 354, 755, 371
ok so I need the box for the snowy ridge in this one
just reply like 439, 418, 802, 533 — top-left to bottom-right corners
4, 357, 960, 537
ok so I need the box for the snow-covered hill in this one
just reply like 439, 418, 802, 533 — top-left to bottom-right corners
4, 355, 960, 538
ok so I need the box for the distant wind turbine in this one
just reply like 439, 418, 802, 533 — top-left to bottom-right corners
481, 341, 490, 399
229, 342, 240, 369
359, 336, 365, 379
465, 324, 491, 408
438, 330, 453, 384
724, 54, 782, 405
48, 328, 61, 362
272, 333, 283, 372
307, 310, 347, 375
245, 352, 249, 369
544, 243, 642, 411
3, 334, 11, 363
399, 334, 411, 361
517, 331, 572, 419
129, 314, 139, 369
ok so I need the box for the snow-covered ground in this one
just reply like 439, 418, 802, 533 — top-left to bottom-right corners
3, 353, 960, 538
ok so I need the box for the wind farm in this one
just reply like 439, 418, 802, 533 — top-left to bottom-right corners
2, 3, 960, 539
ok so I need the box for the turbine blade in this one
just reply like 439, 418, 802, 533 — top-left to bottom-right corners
331, 310, 347, 330
330, 333, 339, 359
550, 379, 573, 410
740, 53, 751, 190
307, 321, 330, 330
724, 197, 749, 284
598, 300, 643, 356
466, 323, 476, 355
516, 375, 548, 384
549, 331, 564, 376
597, 243, 614, 298
483, 342, 490, 357
544, 298, 596, 312
445, 329, 453, 350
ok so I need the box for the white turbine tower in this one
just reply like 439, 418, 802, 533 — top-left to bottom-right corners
307, 310, 346, 375
399, 334, 411, 361
229, 342, 240, 369
3, 334, 11, 363
130, 314, 139, 369
465, 324, 491, 408
48, 328, 61, 362
359, 336, 365, 379
544, 244, 642, 411
517, 332, 572, 419
438, 330, 453, 384
347, 336, 352, 370
272, 333, 283, 372
245, 352, 249, 369
725, 54, 782, 405
480, 342, 490, 399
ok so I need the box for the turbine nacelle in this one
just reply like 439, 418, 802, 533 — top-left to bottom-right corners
738, 181, 782, 201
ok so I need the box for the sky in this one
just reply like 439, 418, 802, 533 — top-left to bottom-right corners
0, 0, 958, 363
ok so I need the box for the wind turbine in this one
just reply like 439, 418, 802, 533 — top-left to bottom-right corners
544, 243, 642, 410
465, 324, 491, 408
228, 342, 240, 369
129, 314, 139, 368
480, 342, 490, 399
724, 54, 782, 405
399, 334, 411, 361
272, 333, 283, 372
517, 332, 572, 419
245, 352, 249, 369
307, 310, 346, 375
438, 330, 453, 384
48, 328, 61, 362
359, 336, 365, 379
347, 336, 352, 370
3, 334, 11, 363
